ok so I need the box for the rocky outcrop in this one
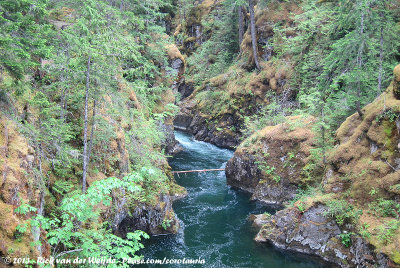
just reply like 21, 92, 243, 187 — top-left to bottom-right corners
174, 110, 240, 148
159, 119, 183, 155
320, 70, 400, 264
225, 116, 320, 206
177, 80, 194, 100
324, 75, 400, 200
255, 205, 391, 268
173, 0, 218, 54
113, 193, 180, 237
166, 44, 185, 91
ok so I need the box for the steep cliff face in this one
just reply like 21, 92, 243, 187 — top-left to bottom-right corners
0, 111, 185, 263
325, 83, 400, 200
225, 116, 319, 206
320, 69, 400, 264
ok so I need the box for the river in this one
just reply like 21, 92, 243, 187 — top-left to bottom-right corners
141, 131, 328, 267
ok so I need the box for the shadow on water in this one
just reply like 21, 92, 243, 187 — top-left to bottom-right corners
138, 131, 333, 268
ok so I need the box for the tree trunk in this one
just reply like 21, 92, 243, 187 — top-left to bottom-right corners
82, 56, 91, 193
238, 6, 244, 54
248, 0, 260, 70
377, 11, 384, 96
87, 99, 96, 165
60, 48, 70, 123
356, 6, 365, 117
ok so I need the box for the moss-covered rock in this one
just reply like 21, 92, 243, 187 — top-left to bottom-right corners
174, 59, 296, 148
326, 78, 400, 202
225, 115, 321, 206
321, 67, 400, 264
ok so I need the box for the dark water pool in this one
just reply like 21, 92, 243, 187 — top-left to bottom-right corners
140, 131, 329, 267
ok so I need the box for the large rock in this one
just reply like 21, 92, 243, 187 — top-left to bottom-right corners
113, 193, 180, 237
225, 116, 320, 206
255, 205, 390, 268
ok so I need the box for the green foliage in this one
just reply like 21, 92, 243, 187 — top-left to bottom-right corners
324, 200, 363, 226
339, 232, 354, 248
287, 0, 399, 127
26, 172, 150, 265
296, 201, 306, 213
368, 198, 400, 218
375, 107, 400, 123
161, 218, 172, 230
14, 198, 37, 215
277, 0, 400, 165
0, 0, 53, 80
2, 0, 180, 262
242, 93, 290, 138
255, 151, 281, 183
288, 186, 318, 207
376, 220, 400, 244
358, 223, 371, 239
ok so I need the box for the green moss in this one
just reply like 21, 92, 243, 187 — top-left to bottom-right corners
392, 251, 400, 264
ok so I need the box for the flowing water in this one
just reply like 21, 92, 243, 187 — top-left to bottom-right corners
141, 131, 328, 267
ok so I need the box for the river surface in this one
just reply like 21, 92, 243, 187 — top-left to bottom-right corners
141, 131, 327, 267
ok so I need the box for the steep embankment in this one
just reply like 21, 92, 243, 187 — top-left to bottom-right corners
0, 2, 188, 260
228, 67, 400, 267
0, 116, 49, 259
174, 1, 301, 148
0, 100, 186, 261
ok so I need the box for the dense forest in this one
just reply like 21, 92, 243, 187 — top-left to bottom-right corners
1, 0, 400, 267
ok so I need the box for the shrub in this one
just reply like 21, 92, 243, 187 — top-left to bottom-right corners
376, 220, 400, 244
368, 198, 400, 218
324, 200, 362, 226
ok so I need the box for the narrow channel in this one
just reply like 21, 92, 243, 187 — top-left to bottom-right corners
141, 131, 327, 267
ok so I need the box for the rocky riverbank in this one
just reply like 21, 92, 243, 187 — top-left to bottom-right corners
226, 68, 400, 267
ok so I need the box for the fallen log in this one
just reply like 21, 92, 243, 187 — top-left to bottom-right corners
172, 168, 225, 174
